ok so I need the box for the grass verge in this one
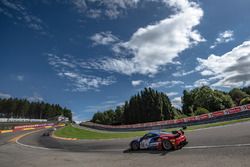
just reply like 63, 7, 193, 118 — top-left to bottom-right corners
54, 125, 146, 139
54, 117, 250, 140
184, 117, 250, 130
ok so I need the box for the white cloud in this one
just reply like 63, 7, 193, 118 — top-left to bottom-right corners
86, 9, 102, 18
197, 40, 250, 88
84, 100, 121, 113
59, 71, 115, 92
72, 0, 139, 19
48, 53, 115, 91
0, 0, 46, 33
48, 54, 76, 68
171, 96, 182, 108
184, 85, 194, 89
0, 92, 11, 99
193, 78, 210, 87
131, 80, 143, 86
91, 0, 204, 76
90, 31, 119, 46
27, 93, 44, 102
96, 0, 140, 19
210, 30, 234, 49
17, 75, 24, 81
148, 80, 184, 88
72, 0, 87, 13
166, 92, 178, 97
173, 69, 195, 77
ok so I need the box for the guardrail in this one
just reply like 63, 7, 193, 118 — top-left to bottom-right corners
80, 104, 250, 131
0, 118, 47, 123
0, 123, 65, 134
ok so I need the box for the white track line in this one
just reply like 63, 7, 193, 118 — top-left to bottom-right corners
16, 139, 51, 150
184, 143, 250, 149
15, 130, 59, 150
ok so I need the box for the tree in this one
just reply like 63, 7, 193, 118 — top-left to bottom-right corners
182, 86, 234, 114
229, 88, 249, 105
194, 107, 209, 115
240, 97, 250, 105
114, 106, 124, 125
182, 90, 194, 116
0, 98, 72, 121
241, 86, 250, 95
91, 88, 178, 125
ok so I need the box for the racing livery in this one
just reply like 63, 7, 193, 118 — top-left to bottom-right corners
130, 129, 188, 151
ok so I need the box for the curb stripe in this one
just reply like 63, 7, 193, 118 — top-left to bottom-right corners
51, 132, 78, 141
0, 130, 13, 133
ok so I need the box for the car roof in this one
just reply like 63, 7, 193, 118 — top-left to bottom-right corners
148, 131, 171, 135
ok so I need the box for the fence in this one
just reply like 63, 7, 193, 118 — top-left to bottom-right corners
80, 104, 250, 131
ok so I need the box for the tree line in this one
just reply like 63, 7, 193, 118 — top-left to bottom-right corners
182, 86, 249, 116
91, 86, 250, 125
92, 88, 181, 125
0, 98, 72, 121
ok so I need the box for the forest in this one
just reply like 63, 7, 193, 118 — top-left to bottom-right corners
92, 86, 250, 125
0, 98, 72, 121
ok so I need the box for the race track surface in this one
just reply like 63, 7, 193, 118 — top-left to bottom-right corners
0, 121, 250, 167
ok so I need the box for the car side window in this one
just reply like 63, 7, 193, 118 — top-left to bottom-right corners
143, 133, 157, 139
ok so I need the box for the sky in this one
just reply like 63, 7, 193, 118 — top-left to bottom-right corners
1, 0, 250, 122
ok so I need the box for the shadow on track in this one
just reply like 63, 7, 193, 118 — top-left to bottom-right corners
123, 148, 173, 156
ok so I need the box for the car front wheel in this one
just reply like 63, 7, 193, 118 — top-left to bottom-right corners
131, 141, 140, 151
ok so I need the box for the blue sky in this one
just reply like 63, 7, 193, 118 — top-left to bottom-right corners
1, 0, 250, 122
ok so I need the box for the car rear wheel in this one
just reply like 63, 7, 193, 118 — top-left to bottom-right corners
162, 140, 172, 151
131, 141, 140, 151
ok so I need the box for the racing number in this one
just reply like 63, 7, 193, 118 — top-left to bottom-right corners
140, 139, 150, 149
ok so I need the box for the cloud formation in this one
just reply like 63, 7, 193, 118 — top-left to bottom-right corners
89, 0, 204, 76
84, 100, 122, 113
0, 92, 11, 99
197, 40, 250, 88
171, 96, 182, 108
72, 0, 139, 19
166, 92, 178, 97
131, 80, 143, 86
210, 30, 234, 49
16, 75, 24, 81
26, 92, 44, 102
148, 80, 184, 88
0, 0, 47, 33
90, 31, 119, 46
48, 54, 115, 92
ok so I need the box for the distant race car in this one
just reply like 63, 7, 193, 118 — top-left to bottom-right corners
42, 129, 54, 137
130, 128, 188, 151
42, 131, 50, 136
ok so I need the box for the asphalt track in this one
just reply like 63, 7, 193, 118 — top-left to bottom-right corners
0, 122, 250, 167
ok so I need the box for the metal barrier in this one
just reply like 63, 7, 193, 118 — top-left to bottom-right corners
80, 104, 250, 131
0, 118, 47, 123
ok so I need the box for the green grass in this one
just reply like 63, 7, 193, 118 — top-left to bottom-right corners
54, 125, 146, 139
183, 117, 250, 130
54, 117, 250, 139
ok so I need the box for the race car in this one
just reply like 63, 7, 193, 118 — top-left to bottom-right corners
130, 128, 188, 151
42, 128, 54, 137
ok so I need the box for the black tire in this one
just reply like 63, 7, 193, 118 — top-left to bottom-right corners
131, 141, 140, 151
162, 140, 173, 151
